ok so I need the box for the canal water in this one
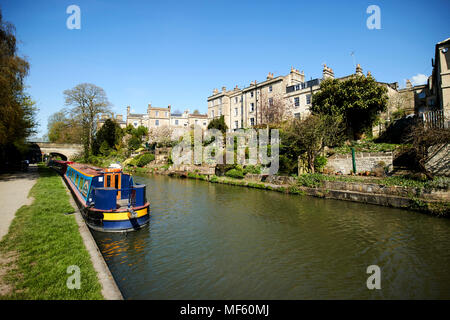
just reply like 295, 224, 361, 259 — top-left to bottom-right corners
91, 174, 450, 299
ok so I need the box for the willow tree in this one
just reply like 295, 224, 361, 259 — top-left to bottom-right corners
0, 10, 36, 165
63, 83, 111, 158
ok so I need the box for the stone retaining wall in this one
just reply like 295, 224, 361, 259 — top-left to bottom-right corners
325, 152, 393, 175
425, 144, 450, 177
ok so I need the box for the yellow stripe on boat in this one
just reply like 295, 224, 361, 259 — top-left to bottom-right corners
103, 208, 149, 221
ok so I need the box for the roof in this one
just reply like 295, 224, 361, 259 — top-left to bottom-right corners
70, 163, 106, 176
189, 114, 208, 118
437, 37, 450, 45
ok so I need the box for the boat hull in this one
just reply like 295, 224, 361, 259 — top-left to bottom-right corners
63, 174, 150, 232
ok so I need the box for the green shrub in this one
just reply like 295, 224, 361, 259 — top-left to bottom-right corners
297, 173, 326, 188
225, 168, 244, 179
136, 153, 155, 167
314, 156, 327, 172
243, 165, 261, 175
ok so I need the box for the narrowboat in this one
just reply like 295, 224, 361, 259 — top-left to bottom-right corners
52, 161, 150, 232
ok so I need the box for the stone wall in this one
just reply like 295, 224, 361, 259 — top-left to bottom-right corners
154, 147, 172, 164
425, 144, 450, 177
325, 152, 393, 175
172, 164, 215, 175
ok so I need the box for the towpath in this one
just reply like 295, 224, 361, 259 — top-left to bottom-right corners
0, 165, 38, 241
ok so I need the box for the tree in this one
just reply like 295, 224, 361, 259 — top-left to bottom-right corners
93, 118, 123, 155
47, 111, 83, 143
63, 83, 111, 158
0, 10, 37, 166
207, 115, 228, 133
124, 124, 148, 151
148, 126, 174, 146
281, 114, 344, 173
259, 91, 286, 125
311, 75, 388, 140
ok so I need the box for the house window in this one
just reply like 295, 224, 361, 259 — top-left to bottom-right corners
250, 103, 255, 112
235, 97, 238, 103
306, 94, 311, 105
235, 121, 238, 129
203, 122, 206, 126
195, 120, 198, 124
268, 98, 273, 106
219, 108, 222, 116
156, 111, 159, 117
250, 91, 254, 98
294, 113, 300, 119
268, 86, 272, 92
250, 118, 255, 126
211, 110, 215, 117
155, 120, 159, 126
175, 119, 179, 125
294, 97, 300, 107
133, 121, 138, 127
165, 112, 168, 117
235, 108, 238, 116
219, 98, 222, 104
295, 84, 300, 91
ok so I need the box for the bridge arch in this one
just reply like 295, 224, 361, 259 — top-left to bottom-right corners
34, 142, 83, 161
48, 152, 68, 161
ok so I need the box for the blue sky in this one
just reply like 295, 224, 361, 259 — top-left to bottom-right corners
1, 0, 449, 138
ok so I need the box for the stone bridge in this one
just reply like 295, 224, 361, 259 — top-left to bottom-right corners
35, 142, 83, 161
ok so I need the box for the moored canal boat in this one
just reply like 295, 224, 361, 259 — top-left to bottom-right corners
52, 161, 150, 232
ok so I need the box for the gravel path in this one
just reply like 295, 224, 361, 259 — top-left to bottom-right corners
0, 165, 38, 241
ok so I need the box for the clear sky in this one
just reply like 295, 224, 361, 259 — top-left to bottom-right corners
1, 0, 449, 138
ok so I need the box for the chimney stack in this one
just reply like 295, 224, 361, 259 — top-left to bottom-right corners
222, 86, 226, 92
322, 64, 335, 80
213, 88, 219, 95
355, 64, 363, 76
406, 79, 412, 89
127, 106, 130, 115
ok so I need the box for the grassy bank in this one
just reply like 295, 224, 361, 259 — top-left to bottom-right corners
0, 165, 103, 299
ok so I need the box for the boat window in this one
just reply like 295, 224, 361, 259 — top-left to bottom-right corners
79, 177, 84, 189
81, 179, 89, 197
106, 175, 111, 188
114, 174, 119, 189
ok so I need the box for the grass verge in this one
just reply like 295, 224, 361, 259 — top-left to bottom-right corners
0, 165, 103, 299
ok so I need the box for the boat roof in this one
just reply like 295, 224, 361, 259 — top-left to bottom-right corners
69, 163, 115, 177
